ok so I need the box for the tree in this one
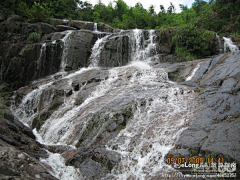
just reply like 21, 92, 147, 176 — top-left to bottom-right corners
77, 1, 93, 21
192, 0, 207, 15
114, 0, 128, 21
168, 2, 175, 14
132, 3, 148, 29
148, 5, 155, 15
160, 5, 165, 14
30, 2, 50, 20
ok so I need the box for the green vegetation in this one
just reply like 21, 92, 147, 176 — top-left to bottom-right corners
196, 87, 203, 94
27, 32, 41, 43
172, 25, 215, 60
1, 0, 239, 34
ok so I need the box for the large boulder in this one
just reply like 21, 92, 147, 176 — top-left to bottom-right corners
50, 18, 116, 33
70, 20, 94, 31
64, 30, 108, 70
99, 34, 130, 67
97, 22, 115, 33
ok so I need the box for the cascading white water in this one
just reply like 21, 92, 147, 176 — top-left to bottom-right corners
223, 37, 239, 53
11, 28, 199, 179
89, 34, 111, 67
102, 62, 197, 179
12, 82, 53, 127
129, 29, 157, 62
185, 62, 202, 81
40, 151, 83, 180
60, 30, 74, 71
93, 23, 98, 32
37, 43, 46, 70
144, 30, 157, 58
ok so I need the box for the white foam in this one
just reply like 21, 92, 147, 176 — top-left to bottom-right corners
223, 37, 239, 53
186, 62, 201, 81
40, 151, 83, 180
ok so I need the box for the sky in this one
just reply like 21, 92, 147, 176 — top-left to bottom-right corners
87, 0, 195, 13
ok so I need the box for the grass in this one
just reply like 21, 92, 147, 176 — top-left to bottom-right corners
196, 87, 203, 94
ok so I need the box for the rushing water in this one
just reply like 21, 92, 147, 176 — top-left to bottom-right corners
223, 37, 239, 53
185, 62, 202, 81
93, 23, 98, 32
129, 29, 157, 62
89, 34, 111, 67
60, 30, 74, 71
11, 28, 200, 179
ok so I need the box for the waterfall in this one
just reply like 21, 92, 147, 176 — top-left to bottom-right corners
12, 82, 53, 127
11, 27, 199, 179
40, 151, 83, 180
60, 31, 74, 71
129, 29, 157, 62
89, 34, 111, 67
223, 37, 239, 53
34, 43, 47, 79
106, 84, 196, 179
37, 43, 46, 69
93, 22, 98, 32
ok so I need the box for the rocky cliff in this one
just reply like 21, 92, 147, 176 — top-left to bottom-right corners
0, 17, 222, 90
0, 16, 239, 179
0, 17, 113, 89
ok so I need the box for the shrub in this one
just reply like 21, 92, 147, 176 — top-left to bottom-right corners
172, 25, 215, 60
27, 32, 41, 43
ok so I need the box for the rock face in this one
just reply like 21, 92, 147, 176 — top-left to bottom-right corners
0, 18, 113, 89
166, 53, 240, 176
1, 17, 222, 90
0, 114, 57, 179
64, 30, 107, 70
99, 34, 130, 67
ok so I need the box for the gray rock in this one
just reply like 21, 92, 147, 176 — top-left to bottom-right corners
38, 22, 55, 34
65, 30, 96, 69
168, 53, 240, 176
70, 20, 94, 30
99, 35, 130, 67
97, 23, 115, 33
201, 120, 240, 160
55, 25, 77, 31
0, 115, 57, 180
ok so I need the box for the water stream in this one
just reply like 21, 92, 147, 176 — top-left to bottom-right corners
223, 37, 239, 53
60, 30, 74, 71
11, 28, 200, 179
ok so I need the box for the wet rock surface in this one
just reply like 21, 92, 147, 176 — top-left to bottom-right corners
1, 16, 240, 179
0, 18, 112, 89
64, 31, 108, 70
0, 115, 57, 180
166, 53, 240, 177
2, 52, 240, 179
99, 34, 130, 67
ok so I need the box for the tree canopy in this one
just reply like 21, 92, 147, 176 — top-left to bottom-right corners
1, 0, 240, 35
